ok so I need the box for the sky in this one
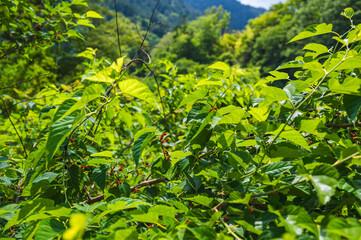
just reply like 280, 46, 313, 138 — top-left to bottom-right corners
239, 0, 287, 9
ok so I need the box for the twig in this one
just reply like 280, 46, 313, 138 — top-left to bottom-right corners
212, 201, 228, 212
113, 0, 122, 58
80, 177, 168, 205
119, 138, 134, 156
325, 122, 361, 128
0, 97, 28, 159
333, 151, 360, 167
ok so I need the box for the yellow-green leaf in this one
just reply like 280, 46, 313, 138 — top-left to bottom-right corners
118, 79, 156, 106
86, 11, 102, 19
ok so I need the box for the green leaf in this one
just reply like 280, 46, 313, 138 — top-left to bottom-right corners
184, 196, 214, 208
303, 43, 329, 57
207, 61, 230, 72
134, 127, 157, 142
132, 132, 154, 166
93, 165, 109, 191
190, 227, 217, 240
280, 206, 318, 237
328, 77, 361, 96
327, 217, 361, 240
178, 89, 208, 108
170, 151, 193, 165
4, 199, 54, 231
249, 106, 270, 122
57, 84, 103, 122
129, 210, 159, 223
72, 0, 88, 6
114, 227, 138, 240
196, 78, 223, 87
218, 107, 245, 124
77, 19, 95, 29
35, 219, 65, 240
268, 124, 311, 151
310, 175, 338, 205
46, 99, 78, 161
90, 151, 113, 158
335, 56, 361, 70
226, 152, 247, 169
110, 57, 125, 72
118, 79, 156, 106
262, 162, 293, 178
69, 165, 82, 191
236, 220, 262, 235
299, 119, 326, 137
86, 11, 102, 18
86, 68, 113, 83
288, 23, 334, 43
32, 172, 58, 184
62, 213, 87, 240
87, 158, 113, 167
261, 86, 289, 106
341, 8, 354, 19
343, 95, 361, 122
66, 29, 84, 40
269, 142, 304, 158
119, 182, 131, 197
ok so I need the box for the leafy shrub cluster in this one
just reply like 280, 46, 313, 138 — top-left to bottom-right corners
1, 1, 361, 239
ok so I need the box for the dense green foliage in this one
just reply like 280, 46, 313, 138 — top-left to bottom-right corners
155, 0, 361, 74
1, 0, 361, 239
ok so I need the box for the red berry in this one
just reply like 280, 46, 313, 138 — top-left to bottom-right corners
165, 138, 170, 142
83, 155, 86, 158
350, 133, 356, 137
70, 138, 74, 142
163, 151, 168, 155
329, 143, 333, 146
136, 169, 140, 174
249, 121, 253, 124
224, 218, 230, 222
212, 132, 215, 135
146, 164, 150, 167
162, 133, 167, 136
133, 190, 136, 193
250, 209, 254, 212
161, 140, 164, 143
118, 167, 123, 171
167, 156, 170, 160
186, 220, 190, 224
213, 107, 218, 110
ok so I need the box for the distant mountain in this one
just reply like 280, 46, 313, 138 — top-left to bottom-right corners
183, 0, 265, 30
112, 0, 265, 36
113, 0, 200, 37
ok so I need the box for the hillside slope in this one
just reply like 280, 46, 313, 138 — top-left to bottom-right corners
183, 0, 265, 30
